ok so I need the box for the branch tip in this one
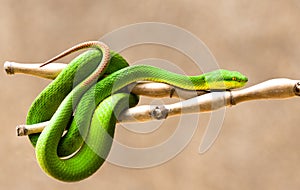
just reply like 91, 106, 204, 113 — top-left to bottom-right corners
16, 125, 27, 136
294, 82, 300, 96
4, 61, 14, 75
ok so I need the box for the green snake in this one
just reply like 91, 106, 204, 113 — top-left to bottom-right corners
25, 41, 248, 182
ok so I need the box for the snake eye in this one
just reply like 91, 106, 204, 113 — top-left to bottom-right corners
232, 77, 236, 81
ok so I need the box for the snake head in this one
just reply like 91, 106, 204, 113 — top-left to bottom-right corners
204, 69, 248, 89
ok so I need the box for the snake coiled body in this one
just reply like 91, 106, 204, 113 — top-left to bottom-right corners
26, 41, 248, 182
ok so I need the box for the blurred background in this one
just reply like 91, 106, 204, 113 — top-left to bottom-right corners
0, 0, 300, 189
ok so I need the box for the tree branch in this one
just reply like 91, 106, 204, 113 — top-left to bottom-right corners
16, 78, 300, 136
5, 61, 300, 136
4, 61, 208, 99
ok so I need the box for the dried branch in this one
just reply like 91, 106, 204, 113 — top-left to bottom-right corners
4, 61, 207, 99
16, 78, 300, 136
4, 61, 66, 80
5, 61, 300, 136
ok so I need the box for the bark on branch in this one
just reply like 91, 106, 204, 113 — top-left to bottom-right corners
4, 61, 300, 136
16, 79, 300, 136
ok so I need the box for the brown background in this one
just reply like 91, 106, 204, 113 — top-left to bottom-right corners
1, 0, 300, 189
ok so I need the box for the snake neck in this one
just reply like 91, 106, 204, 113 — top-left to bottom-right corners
188, 75, 209, 90
104, 65, 210, 91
